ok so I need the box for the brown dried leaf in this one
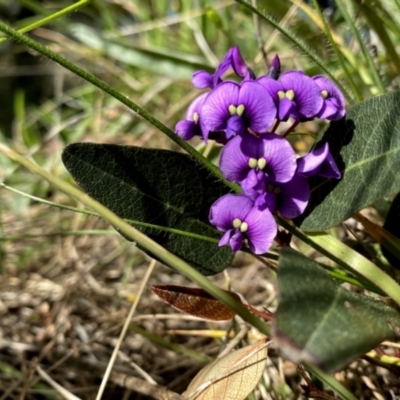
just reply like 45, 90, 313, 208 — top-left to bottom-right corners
151, 285, 241, 321
182, 339, 268, 400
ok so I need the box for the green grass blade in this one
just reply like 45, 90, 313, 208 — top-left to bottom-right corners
0, 0, 94, 43
335, 0, 386, 94
310, 0, 362, 101
234, 0, 354, 103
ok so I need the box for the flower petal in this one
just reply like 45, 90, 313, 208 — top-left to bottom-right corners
185, 92, 209, 120
256, 76, 282, 102
175, 120, 200, 140
231, 45, 248, 77
297, 142, 341, 179
226, 115, 245, 138
279, 71, 323, 119
192, 70, 213, 89
267, 54, 281, 79
260, 133, 297, 182
313, 75, 346, 121
219, 229, 233, 246
245, 207, 277, 254
278, 175, 311, 218
238, 81, 276, 133
220, 135, 252, 182
200, 81, 240, 138
209, 194, 254, 231
229, 231, 244, 252
278, 98, 298, 121
297, 142, 330, 176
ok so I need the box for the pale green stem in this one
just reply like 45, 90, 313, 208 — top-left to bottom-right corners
0, 0, 94, 43
277, 217, 400, 307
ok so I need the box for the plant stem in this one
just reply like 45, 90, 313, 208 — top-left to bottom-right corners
0, 0, 94, 43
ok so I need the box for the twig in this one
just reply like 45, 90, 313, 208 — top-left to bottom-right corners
110, 372, 183, 400
95, 259, 157, 400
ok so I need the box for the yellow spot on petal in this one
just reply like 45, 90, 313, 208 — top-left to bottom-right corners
228, 104, 237, 115
278, 90, 285, 100
248, 158, 258, 168
236, 104, 245, 116
286, 89, 295, 100
257, 158, 267, 170
233, 218, 242, 228
321, 90, 329, 99
240, 222, 248, 232
193, 112, 199, 124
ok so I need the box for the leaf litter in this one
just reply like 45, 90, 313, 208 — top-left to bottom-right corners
1, 187, 400, 399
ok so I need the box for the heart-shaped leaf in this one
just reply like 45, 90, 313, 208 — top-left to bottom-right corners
183, 339, 268, 400
273, 247, 400, 373
62, 143, 233, 275
299, 92, 400, 230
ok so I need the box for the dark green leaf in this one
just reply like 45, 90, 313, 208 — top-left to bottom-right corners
382, 192, 400, 268
273, 247, 400, 373
62, 143, 233, 275
299, 92, 400, 230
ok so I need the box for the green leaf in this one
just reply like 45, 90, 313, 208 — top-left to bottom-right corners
299, 91, 400, 230
273, 247, 400, 373
62, 143, 233, 275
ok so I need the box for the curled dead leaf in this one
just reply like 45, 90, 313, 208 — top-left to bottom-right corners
182, 338, 269, 400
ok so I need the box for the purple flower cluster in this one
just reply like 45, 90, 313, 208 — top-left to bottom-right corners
175, 46, 344, 255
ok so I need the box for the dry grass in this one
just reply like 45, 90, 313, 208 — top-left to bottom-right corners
1, 186, 400, 399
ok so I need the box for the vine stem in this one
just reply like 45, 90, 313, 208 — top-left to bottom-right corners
0, 21, 239, 193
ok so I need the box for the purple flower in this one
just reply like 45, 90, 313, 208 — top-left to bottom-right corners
312, 75, 346, 121
174, 92, 208, 140
209, 194, 277, 254
246, 174, 311, 219
192, 45, 252, 90
258, 71, 323, 122
219, 133, 297, 190
267, 54, 281, 79
200, 81, 276, 141
297, 142, 341, 179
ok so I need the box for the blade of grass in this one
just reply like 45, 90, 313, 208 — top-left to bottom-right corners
354, 0, 400, 75
95, 259, 156, 400
234, 0, 354, 104
0, 21, 238, 194
309, 0, 362, 101
277, 216, 400, 305
335, 0, 386, 95
0, 0, 94, 43
36, 367, 82, 400
305, 363, 357, 400
0, 183, 220, 244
